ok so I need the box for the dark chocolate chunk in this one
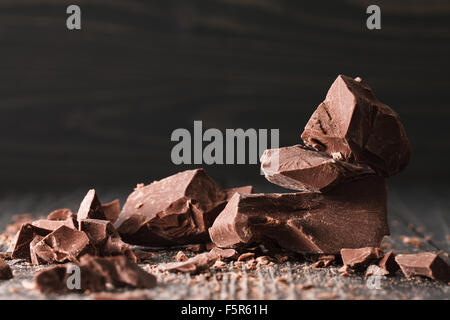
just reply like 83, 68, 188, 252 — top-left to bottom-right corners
101, 199, 121, 223
11, 224, 51, 260
33, 226, 91, 263
261, 144, 375, 192
341, 247, 384, 269
79, 255, 156, 289
395, 252, 450, 282
301, 75, 411, 176
0, 258, 13, 280
116, 169, 226, 246
79, 219, 116, 246
209, 176, 388, 254
34, 264, 106, 293
209, 247, 238, 260
378, 250, 399, 275
32, 219, 77, 231
47, 208, 74, 221
77, 189, 107, 220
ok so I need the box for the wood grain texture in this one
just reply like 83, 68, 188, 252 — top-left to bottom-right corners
0, 0, 449, 191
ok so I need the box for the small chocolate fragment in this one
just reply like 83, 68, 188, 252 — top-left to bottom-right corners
301, 75, 410, 176
311, 255, 336, 268
210, 247, 238, 260
175, 251, 188, 262
209, 176, 388, 254
77, 189, 107, 220
261, 145, 374, 192
33, 226, 91, 263
30, 235, 45, 265
395, 252, 450, 282
47, 209, 74, 221
34, 263, 106, 293
32, 219, 76, 231
0, 258, 13, 280
11, 224, 51, 260
79, 219, 116, 246
102, 235, 137, 262
79, 255, 156, 289
116, 169, 226, 246
341, 247, 383, 269
378, 251, 399, 275
101, 199, 121, 223
161, 251, 218, 273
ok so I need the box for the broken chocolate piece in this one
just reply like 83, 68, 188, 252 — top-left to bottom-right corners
341, 247, 383, 269
79, 219, 116, 246
116, 169, 226, 246
33, 226, 91, 263
0, 258, 13, 280
311, 255, 336, 268
395, 252, 450, 282
209, 176, 388, 254
79, 255, 156, 289
301, 75, 411, 176
34, 263, 106, 293
210, 247, 238, 260
261, 145, 374, 192
378, 251, 399, 275
32, 219, 76, 231
11, 224, 51, 260
161, 251, 218, 273
101, 199, 121, 223
77, 189, 107, 220
47, 209, 74, 221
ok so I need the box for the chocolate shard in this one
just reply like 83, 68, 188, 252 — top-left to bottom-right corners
378, 250, 399, 275
116, 169, 226, 246
301, 75, 411, 177
32, 219, 77, 231
79, 255, 156, 289
261, 144, 375, 192
47, 208, 74, 221
161, 251, 218, 273
11, 224, 51, 260
77, 189, 107, 221
33, 226, 91, 263
209, 176, 388, 254
395, 252, 450, 282
341, 247, 384, 270
209, 247, 238, 260
102, 236, 138, 263
79, 219, 116, 246
0, 258, 13, 280
34, 264, 106, 293
101, 199, 121, 223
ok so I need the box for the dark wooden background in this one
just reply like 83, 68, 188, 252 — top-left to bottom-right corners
0, 0, 449, 193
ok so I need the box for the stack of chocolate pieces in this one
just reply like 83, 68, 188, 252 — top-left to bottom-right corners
210, 75, 410, 254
